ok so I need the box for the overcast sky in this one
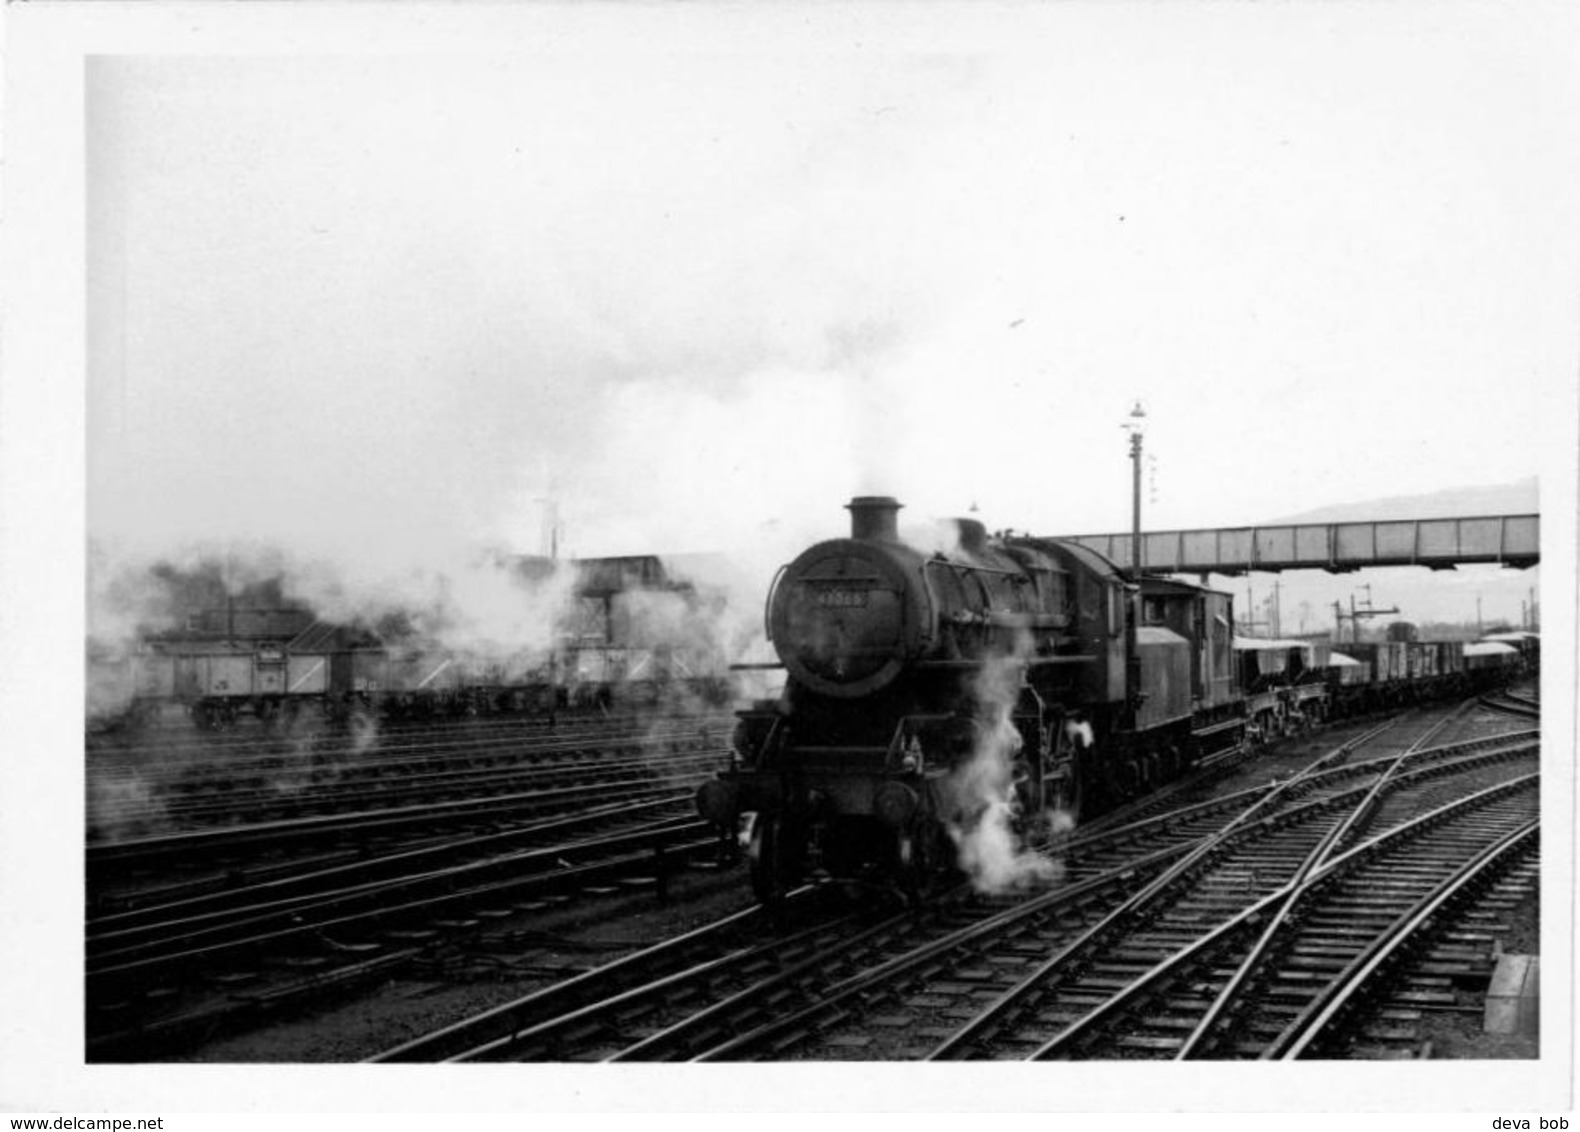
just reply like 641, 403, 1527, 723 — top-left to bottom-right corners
86, 8, 1576, 596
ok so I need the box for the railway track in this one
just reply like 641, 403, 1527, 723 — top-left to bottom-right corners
1069, 697, 1511, 842
86, 798, 732, 1059
1480, 692, 1541, 720
88, 706, 724, 759
86, 707, 741, 1058
1284, 833, 1540, 1059
372, 887, 877, 1062
761, 753, 1537, 1062
88, 753, 728, 895
364, 710, 1535, 1062
918, 707, 1537, 1061
98, 749, 726, 837
88, 712, 731, 838
89, 711, 729, 777
88, 690, 1536, 1062
981, 778, 1536, 1061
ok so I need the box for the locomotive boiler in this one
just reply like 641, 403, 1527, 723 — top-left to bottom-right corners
697, 496, 1228, 901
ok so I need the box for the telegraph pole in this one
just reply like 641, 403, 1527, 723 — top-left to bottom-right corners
1335, 584, 1398, 643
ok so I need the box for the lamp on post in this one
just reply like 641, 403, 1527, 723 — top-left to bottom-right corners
1125, 400, 1146, 579
1121, 401, 1147, 727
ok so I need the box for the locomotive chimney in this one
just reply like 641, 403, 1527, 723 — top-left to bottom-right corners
846, 496, 902, 542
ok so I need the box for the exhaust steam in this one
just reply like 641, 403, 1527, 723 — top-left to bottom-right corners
944, 635, 1065, 895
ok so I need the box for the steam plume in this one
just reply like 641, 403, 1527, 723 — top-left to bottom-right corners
945, 635, 1063, 894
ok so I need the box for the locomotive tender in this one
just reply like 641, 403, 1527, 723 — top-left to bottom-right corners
696, 496, 1533, 902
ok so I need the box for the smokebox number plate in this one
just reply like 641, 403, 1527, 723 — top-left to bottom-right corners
813, 587, 869, 609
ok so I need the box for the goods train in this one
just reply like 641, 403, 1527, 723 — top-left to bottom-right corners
1229, 633, 1527, 739
86, 555, 734, 730
694, 496, 1533, 902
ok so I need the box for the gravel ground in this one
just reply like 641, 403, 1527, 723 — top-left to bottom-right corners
1419, 886, 1541, 1060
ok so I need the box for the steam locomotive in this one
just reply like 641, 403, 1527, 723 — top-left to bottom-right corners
695, 496, 1531, 902
696, 497, 1243, 901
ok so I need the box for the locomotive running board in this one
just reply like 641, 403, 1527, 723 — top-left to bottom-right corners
1193, 717, 1245, 738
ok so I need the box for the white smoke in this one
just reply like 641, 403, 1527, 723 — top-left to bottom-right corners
82, 531, 795, 733
900, 517, 966, 558
275, 547, 581, 665
944, 636, 1064, 894
87, 542, 180, 648
86, 541, 584, 674
85, 648, 138, 724
86, 772, 168, 843
660, 551, 791, 705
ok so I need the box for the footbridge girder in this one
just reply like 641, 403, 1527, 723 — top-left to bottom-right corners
1057, 514, 1539, 576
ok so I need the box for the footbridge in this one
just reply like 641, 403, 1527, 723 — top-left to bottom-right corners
1058, 514, 1540, 576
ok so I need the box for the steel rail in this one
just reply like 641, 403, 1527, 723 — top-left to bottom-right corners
1056, 729, 1536, 865
1171, 698, 1470, 1057
702, 735, 1539, 1063
531, 905, 924, 1064
359, 716, 1533, 1064
397, 801, 1251, 1063
1025, 771, 1537, 1060
696, 721, 1509, 1063
1480, 696, 1540, 720
689, 759, 1412, 1064
682, 849, 1213, 1063
626, 745, 1404, 1065
368, 895, 821, 1062
95, 719, 729, 783
924, 717, 1408, 1059
92, 725, 721, 778
1267, 818, 1539, 1059
932, 743, 1536, 1062
88, 793, 699, 938
88, 760, 727, 869
90, 709, 735, 760
93, 747, 725, 830
87, 820, 719, 986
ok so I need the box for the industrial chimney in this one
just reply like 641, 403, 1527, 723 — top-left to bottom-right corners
846, 496, 902, 542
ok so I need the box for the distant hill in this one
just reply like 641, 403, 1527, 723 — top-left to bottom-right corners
1267, 477, 1538, 525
